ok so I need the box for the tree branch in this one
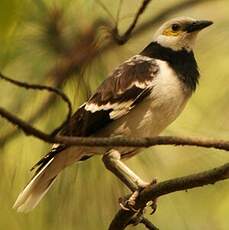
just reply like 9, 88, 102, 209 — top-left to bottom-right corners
109, 162, 229, 230
140, 217, 159, 230
0, 105, 229, 151
0, 73, 72, 136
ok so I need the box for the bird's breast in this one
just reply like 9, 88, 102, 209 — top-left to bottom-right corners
106, 59, 191, 138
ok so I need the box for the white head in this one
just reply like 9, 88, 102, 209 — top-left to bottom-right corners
153, 17, 213, 51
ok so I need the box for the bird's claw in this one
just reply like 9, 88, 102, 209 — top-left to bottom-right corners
148, 198, 157, 215
148, 178, 158, 214
119, 178, 158, 214
119, 190, 140, 212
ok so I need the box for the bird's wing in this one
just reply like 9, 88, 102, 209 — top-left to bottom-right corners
31, 55, 159, 171
61, 55, 159, 137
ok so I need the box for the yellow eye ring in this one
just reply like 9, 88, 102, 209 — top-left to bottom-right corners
162, 27, 181, 36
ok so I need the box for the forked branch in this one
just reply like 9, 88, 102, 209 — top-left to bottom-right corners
109, 162, 229, 229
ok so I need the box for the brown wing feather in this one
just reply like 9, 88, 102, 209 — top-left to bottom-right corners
32, 55, 159, 170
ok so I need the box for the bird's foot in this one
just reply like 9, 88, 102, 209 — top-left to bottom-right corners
119, 178, 158, 214
119, 190, 140, 212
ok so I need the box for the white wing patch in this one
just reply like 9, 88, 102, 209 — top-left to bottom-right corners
85, 100, 133, 119
116, 80, 153, 94
85, 85, 154, 120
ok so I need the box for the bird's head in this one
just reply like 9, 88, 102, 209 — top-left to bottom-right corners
153, 17, 213, 51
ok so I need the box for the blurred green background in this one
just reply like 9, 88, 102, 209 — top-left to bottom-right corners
0, 0, 229, 229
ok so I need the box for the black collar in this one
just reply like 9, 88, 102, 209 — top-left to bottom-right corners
140, 42, 199, 91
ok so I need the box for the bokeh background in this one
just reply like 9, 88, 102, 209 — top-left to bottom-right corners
0, 0, 229, 229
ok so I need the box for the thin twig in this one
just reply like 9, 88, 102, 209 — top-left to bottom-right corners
115, 0, 123, 28
0, 107, 53, 141
123, 0, 152, 38
0, 73, 72, 136
140, 217, 159, 230
96, 0, 116, 23
113, 0, 152, 44
0, 77, 63, 145
128, 216, 159, 230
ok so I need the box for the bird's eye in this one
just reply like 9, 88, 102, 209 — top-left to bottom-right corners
171, 24, 181, 31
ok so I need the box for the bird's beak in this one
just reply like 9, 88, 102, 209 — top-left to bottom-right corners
185, 20, 213, 33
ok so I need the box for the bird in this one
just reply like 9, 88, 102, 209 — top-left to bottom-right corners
13, 17, 213, 212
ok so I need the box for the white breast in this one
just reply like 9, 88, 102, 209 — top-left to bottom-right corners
100, 59, 191, 138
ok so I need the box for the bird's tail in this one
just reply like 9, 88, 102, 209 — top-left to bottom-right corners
13, 146, 87, 212
13, 157, 57, 212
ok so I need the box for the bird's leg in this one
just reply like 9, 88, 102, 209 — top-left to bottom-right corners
102, 149, 148, 191
102, 149, 156, 212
